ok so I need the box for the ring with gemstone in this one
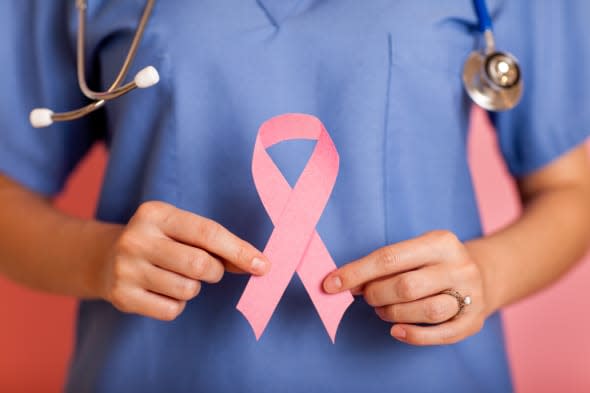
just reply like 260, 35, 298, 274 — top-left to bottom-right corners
441, 289, 472, 317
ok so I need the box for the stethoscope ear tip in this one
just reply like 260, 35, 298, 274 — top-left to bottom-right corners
134, 66, 160, 89
30, 108, 54, 128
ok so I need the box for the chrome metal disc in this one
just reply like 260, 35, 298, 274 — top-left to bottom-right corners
462, 50, 523, 111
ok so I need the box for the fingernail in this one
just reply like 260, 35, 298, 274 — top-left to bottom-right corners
391, 325, 407, 340
324, 276, 342, 293
251, 257, 268, 275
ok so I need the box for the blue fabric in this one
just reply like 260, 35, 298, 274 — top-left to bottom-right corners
0, 1, 589, 392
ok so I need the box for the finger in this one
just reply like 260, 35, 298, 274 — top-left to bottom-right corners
140, 262, 202, 301
114, 286, 187, 321
350, 285, 364, 296
390, 315, 484, 346
363, 264, 453, 307
149, 237, 225, 283
375, 293, 459, 324
323, 231, 464, 293
224, 261, 248, 274
155, 205, 270, 275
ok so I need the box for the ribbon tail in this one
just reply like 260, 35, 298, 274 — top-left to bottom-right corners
236, 281, 274, 341
297, 233, 354, 343
237, 228, 307, 340
236, 266, 290, 340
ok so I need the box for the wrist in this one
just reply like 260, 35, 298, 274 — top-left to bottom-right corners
465, 239, 505, 316
77, 220, 124, 299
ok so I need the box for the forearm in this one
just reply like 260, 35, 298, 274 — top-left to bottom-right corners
0, 177, 122, 298
467, 183, 590, 314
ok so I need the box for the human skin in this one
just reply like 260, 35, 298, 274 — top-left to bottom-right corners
323, 145, 590, 345
0, 187, 271, 321
0, 145, 589, 343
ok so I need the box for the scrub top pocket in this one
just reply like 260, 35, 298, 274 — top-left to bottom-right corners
381, 3, 487, 243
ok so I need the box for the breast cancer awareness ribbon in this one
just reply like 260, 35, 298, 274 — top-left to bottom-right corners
237, 113, 353, 343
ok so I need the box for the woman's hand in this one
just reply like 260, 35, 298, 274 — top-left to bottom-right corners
323, 230, 490, 346
99, 201, 270, 321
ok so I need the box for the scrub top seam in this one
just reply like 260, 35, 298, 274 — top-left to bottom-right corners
383, 33, 393, 244
256, 0, 279, 29
169, 66, 179, 206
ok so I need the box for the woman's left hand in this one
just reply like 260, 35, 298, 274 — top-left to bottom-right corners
323, 230, 491, 346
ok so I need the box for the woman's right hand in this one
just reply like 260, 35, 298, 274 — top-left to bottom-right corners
99, 201, 270, 321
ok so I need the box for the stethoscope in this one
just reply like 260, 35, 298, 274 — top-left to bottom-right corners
29, 0, 523, 128
463, 0, 522, 112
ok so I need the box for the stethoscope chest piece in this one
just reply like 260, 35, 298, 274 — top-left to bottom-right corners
463, 49, 523, 111
462, 0, 523, 112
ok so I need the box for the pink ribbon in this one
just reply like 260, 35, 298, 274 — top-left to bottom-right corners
237, 113, 353, 343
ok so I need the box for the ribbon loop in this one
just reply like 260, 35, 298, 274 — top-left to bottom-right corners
237, 113, 353, 343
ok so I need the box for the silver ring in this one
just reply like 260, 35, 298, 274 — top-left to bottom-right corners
441, 289, 472, 317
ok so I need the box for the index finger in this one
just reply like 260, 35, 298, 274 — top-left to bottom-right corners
149, 203, 271, 275
323, 231, 463, 293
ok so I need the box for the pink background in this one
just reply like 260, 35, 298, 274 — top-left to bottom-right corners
0, 108, 589, 392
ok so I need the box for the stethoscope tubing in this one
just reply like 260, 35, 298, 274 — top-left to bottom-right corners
76, 0, 155, 101
473, 0, 493, 32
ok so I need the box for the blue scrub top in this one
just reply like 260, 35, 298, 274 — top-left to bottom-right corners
1, 1, 589, 392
